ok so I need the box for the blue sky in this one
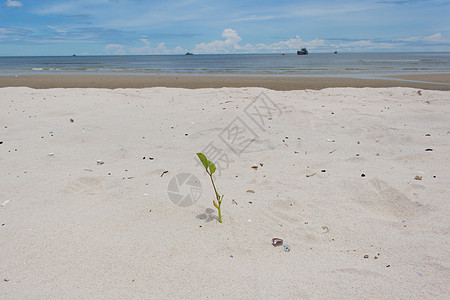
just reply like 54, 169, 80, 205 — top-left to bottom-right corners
1, 0, 449, 56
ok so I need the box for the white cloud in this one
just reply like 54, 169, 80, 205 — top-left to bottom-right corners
333, 40, 396, 52
423, 33, 442, 42
6, 0, 23, 7
104, 39, 187, 55
103, 44, 126, 55
34, 2, 77, 14
194, 28, 248, 54
398, 33, 447, 44
193, 29, 327, 54
130, 39, 176, 55
192, 29, 450, 54
398, 36, 421, 42
34, 0, 110, 15
254, 36, 326, 52
104, 30, 449, 56
222, 28, 241, 43
48, 26, 67, 35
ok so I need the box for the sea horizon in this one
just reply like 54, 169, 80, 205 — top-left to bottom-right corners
1, 52, 449, 78
2, 51, 450, 58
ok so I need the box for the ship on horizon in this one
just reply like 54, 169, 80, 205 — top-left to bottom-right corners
297, 48, 308, 55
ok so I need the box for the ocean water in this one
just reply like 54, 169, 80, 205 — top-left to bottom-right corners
0, 52, 449, 77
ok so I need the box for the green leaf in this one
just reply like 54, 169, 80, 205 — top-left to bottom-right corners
208, 160, 216, 174
197, 153, 208, 169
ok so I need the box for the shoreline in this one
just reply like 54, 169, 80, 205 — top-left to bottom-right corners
1, 73, 450, 90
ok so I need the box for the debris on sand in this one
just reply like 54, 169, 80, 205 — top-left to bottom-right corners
272, 238, 283, 246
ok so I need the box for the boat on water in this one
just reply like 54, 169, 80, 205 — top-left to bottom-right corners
185, 52, 194, 55
297, 48, 308, 55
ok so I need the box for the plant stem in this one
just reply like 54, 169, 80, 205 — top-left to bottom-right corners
217, 203, 222, 223
217, 194, 223, 223
208, 172, 220, 201
208, 172, 222, 223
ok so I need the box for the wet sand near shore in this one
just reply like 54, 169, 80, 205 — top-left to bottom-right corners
1, 73, 449, 90
382, 73, 450, 84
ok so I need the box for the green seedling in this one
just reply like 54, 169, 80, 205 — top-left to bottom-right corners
197, 152, 224, 223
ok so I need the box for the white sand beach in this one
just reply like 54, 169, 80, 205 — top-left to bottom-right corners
1, 86, 449, 298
